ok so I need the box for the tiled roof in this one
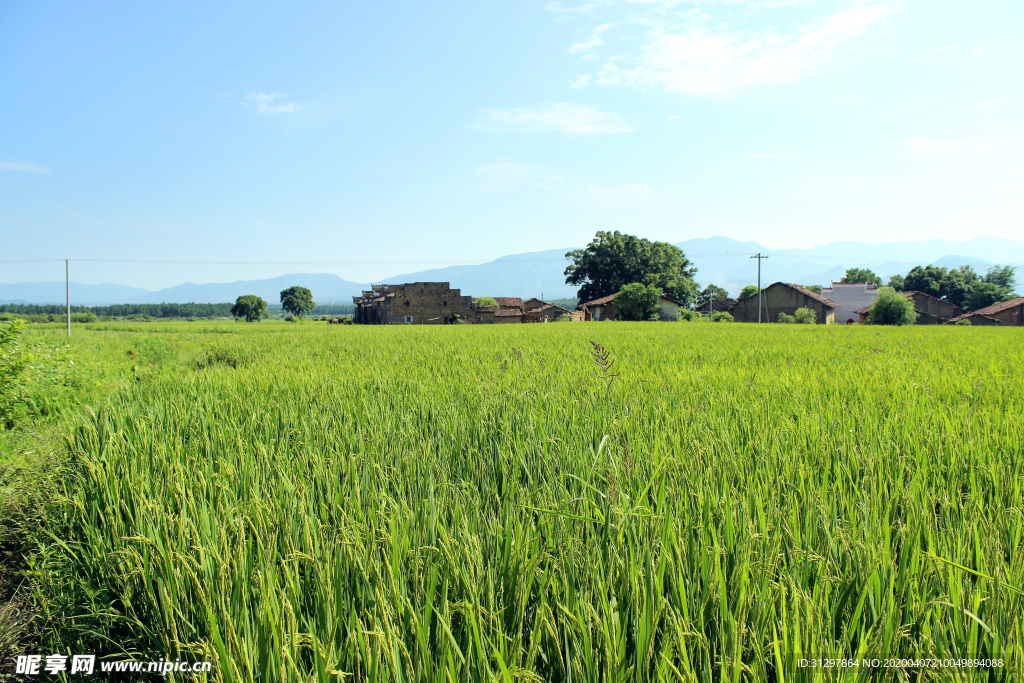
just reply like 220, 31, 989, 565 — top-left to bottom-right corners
785, 283, 838, 308
581, 293, 617, 307
948, 311, 1004, 324
476, 305, 496, 313
495, 308, 523, 317
962, 295, 1024, 317
493, 297, 524, 307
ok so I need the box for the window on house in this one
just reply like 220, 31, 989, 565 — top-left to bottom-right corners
404, 301, 410, 307
477, 316, 481, 322
443, 301, 447, 306
404, 316, 413, 323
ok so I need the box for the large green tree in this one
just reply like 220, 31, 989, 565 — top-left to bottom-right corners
565, 231, 698, 304
897, 263, 1016, 310
231, 295, 269, 322
841, 268, 883, 287
280, 286, 315, 318
615, 283, 662, 321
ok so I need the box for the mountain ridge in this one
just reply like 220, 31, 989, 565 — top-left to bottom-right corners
3, 235, 1022, 304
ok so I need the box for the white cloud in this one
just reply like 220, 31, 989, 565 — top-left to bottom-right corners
567, 1, 900, 97
745, 152, 792, 158
666, 114, 681, 120
896, 135, 1015, 158
242, 92, 302, 114
568, 22, 615, 55
475, 103, 633, 134
0, 160, 50, 174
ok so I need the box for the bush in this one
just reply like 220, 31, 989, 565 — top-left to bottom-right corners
954, 318, 972, 326
678, 310, 701, 322
711, 311, 733, 322
476, 297, 498, 309
616, 283, 662, 321
794, 307, 816, 324
778, 312, 795, 324
554, 314, 573, 323
869, 288, 917, 326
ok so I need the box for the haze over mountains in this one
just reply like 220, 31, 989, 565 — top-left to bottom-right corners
4, 236, 1023, 305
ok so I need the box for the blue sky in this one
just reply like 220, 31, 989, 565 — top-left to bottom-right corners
2, 0, 1022, 289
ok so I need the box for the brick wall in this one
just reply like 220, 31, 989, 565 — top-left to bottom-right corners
732, 284, 834, 323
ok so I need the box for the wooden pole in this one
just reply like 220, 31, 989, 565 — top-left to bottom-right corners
66, 259, 71, 337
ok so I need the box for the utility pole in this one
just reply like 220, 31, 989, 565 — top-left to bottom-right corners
751, 253, 769, 323
66, 259, 71, 337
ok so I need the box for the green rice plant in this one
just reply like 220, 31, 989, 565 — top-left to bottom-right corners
8, 321, 1023, 682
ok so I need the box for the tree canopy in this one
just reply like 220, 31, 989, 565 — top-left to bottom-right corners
695, 285, 730, 308
475, 296, 498, 308
231, 295, 269, 322
565, 231, 698, 305
615, 283, 662, 321
900, 264, 1017, 310
280, 286, 315, 318
738, 285, 759, 301
868, 287, 917, 325
841, 268, 882, 287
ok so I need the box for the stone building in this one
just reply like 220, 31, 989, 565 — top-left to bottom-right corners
854, 291, 965, 325
820, 282, 880, 325
731, 282, 837, 324
353, 282, 485, 324
580, 291, 686, 321
948, 296, 1024, 326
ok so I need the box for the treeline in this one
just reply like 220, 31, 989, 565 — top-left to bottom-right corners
0, 302, 235, 321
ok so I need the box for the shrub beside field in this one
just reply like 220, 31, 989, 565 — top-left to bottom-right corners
6, 322, 1024, 681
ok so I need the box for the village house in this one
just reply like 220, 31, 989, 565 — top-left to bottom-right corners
580, 291, 686, 321
820, 281, 880, 325
696, 298, 736, 315
948, 296, 1024, 326
353, 282, 487, 324
523, 298, 571, 322
731, 283, 837, 324
854, 291, 965, 325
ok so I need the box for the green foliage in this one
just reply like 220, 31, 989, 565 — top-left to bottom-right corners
711, 311, 733, 322
553, 314, 573, 322
898, 263, 1015, 310
0, 320, 29, 427
793, 307, 816, 324
231, 295, 269, 322
888, 274, 905, 291
614, 283, 662, 321
678, 309, 701, 322
777, 312, 795, 324
841, 267, 883, 287
475, 296, 498, 308
11, 321, 1024, 682
869, 287, 918, 325
738, 285, 759, 301
954, 318, 972, 326
0, 302, 235, 320
564, 230, 698, 304
695, 284, 729, 309
803, 284, 822, 294
279, 286, 315, 318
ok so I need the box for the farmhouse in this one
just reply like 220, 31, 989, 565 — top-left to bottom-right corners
580, 291, 686, 321
523, 298, 571, 322
353, 282, 483, 324
948, 296, 1024, 326
731, 283, 837, 324
854, 291, 965, 325
696, 298, 736, 315
820, 282, 880, 325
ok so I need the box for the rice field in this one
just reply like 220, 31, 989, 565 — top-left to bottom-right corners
8, 321, 1024, 681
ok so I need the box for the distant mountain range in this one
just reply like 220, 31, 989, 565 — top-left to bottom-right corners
3, 235, 1023, 305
